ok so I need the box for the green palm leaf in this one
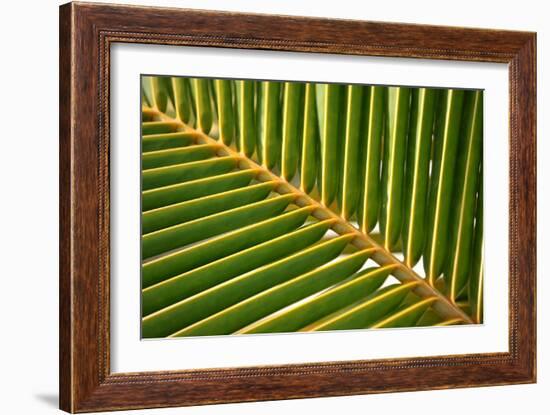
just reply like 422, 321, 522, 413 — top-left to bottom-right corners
172, 246, 375, 337
214, 79, 236, 145
359, 86, 385, 233
140, 75, 483, 338
317, 83, 343, 206
143, 234, 354, 337
281, 82, 305, 180
142, 195, 294, 259
306, 282, 418, 331
380, 87, 411, 251
469, 174, 484, 323
341, 85, 365, 219
142, 206, 314, 288
424, 89, 465, 285
300, 83, 320, 193
402, 88, 437, 267
141, 169, 258, 211
171, 77, 193, 124
239, 265, 394, 334
150, 76, 172, 113
236, 80, 256, 157
142, 218, 332, 316
256, 81, 282, 168
445, 91, 483, 301
190, 78, 213, 133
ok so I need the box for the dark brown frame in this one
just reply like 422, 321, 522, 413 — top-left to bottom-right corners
59, 2, 537, 412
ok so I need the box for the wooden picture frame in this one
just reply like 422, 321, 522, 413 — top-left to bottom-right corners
59, 2, 536, 412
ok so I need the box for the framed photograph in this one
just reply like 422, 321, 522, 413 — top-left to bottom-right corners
59, 2, 536, 412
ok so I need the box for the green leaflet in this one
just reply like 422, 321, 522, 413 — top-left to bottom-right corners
359, 86, 385, 233
236, 80, 257, 157
141, 132, 196, 152
281, 82, 305, 181
424, 89, 465, 285
214, 79, 236, 145
317, 83, 343, 206
171, 77, 193, 123
143, 234, 354, 338
254, 83, 263, 161
380, 87, 411, 251
190, 78, 213, 134
150, 76, 173, 113
469, 174, 484, 323
142, 93, 151, 108
306, 282, 418, 331
141, 157, 238, 190
256, 81, 282, 168
231, 81, 240, 150
142, 169, 257, 212
141, 77, 153, 108
141, 122, 181, 136
142, 220, 333, 317
209, 79, 218, 119
239, 265, 394, 334
142, 144, 218, 170
456, 301, 471, 316
141, 194, 295, 259
371, 297, 436, 328
445, 91, 483, 300
142, 206, 313, 288
341, 85, 365, 220
177, 248, 375, 336
402, 88, 437, 267
300, 83, 320, 193
415, 308, 444, 326
142, 181, 277, 233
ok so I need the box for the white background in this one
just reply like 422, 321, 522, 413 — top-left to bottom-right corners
0, 0, 547, 414
112, 45, 509, 372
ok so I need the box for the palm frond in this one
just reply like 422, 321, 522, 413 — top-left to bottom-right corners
140, 75, 483, 338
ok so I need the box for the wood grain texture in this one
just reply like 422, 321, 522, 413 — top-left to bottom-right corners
59, 4, 73, 411
59, 2, 536, 412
